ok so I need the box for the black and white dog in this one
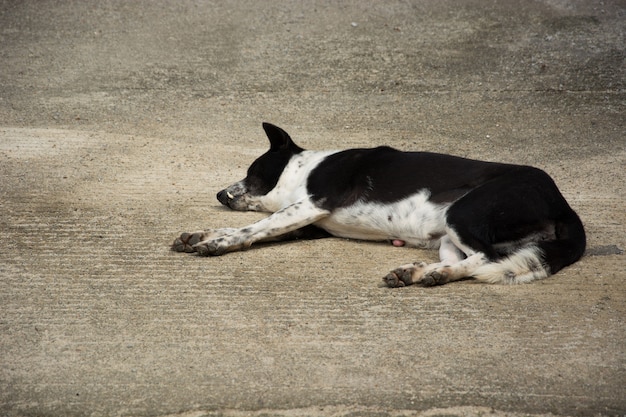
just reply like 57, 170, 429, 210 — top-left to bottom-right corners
173, 123, 586, 287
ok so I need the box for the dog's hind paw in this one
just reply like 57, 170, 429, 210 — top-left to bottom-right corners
383, 262, 427, 288
171, 231, 207, 253
421, 269, 449, 287
383, 272, 406, 287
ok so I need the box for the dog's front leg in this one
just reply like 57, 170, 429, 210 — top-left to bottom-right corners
191, 200, 330, 256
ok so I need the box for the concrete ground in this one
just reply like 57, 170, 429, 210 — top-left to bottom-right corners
1, 1, 625, 416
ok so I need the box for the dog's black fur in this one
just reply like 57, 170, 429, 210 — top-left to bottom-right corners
173, 123, 586, 287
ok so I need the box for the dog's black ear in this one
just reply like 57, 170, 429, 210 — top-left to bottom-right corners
262, 122, 304, 153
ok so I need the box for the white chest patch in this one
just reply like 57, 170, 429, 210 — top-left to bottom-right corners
316, 191, 449, 249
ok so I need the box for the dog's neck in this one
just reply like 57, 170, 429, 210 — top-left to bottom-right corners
259, 150, 337, 212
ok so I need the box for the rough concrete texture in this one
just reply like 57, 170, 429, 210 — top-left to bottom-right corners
1, 1, 625, 416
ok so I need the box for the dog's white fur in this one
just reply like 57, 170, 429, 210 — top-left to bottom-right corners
173, 123, 585, 287
176, 149, 532, 285
316, 193, 446, 248
256, 150, 336, 212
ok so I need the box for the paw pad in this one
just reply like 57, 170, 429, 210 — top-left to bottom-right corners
171, 232, 205, 253
421, 270, 448, 287
383, 272, 405, 288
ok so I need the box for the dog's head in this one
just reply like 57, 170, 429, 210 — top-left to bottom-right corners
217, 123, 304, 211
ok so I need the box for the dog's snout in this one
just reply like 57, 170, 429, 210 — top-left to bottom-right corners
217, 190, 230, 205
217, 189, 238, 205
216, 181, 250, 210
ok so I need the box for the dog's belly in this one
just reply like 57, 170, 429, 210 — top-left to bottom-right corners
315, 192, 448, 249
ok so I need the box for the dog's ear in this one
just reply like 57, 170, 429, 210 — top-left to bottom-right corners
262, 122, 304, 153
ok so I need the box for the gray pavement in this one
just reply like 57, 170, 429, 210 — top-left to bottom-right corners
1, 1, 625, 416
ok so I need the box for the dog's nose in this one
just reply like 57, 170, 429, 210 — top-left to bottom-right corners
217, 190, 230, 205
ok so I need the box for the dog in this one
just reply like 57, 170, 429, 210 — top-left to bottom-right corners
172, 123, 586, 287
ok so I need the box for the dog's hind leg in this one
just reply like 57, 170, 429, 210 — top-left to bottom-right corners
426, 167, 584, 285
382, 236, 453, 288
418, 253, 489, 286
383, 235, 487, 287
416, 234, 486, 286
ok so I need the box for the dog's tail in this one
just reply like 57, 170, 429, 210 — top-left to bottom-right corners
472, 209, 586, 284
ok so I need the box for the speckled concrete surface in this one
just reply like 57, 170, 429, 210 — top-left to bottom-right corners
1, 1, 624, 416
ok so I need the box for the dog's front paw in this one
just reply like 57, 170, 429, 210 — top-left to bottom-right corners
172, 231, 208, 253
193, 239, 229, 256
193, 236, 249, 256
383, 262, 427, 288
